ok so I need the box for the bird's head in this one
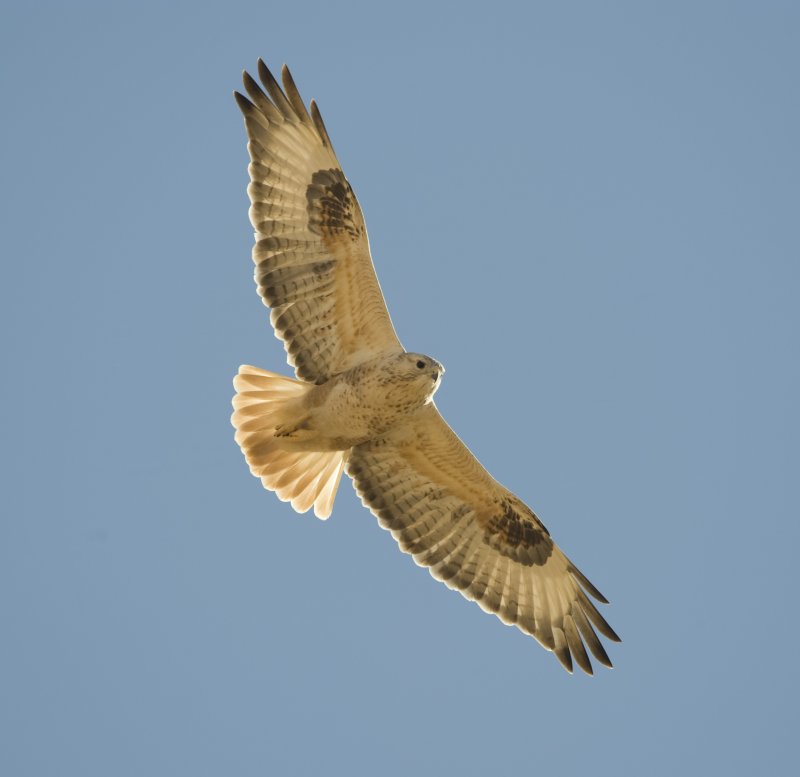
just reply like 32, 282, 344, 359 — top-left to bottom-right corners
388, 352, 444, 404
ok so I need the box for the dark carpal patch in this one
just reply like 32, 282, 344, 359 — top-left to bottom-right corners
307, 168, 363, 241
483, 499, 553, 566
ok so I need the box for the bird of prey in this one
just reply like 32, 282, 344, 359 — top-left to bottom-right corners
231, 59, 620, 674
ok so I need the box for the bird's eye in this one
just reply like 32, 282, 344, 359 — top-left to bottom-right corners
416, 360, 425, 369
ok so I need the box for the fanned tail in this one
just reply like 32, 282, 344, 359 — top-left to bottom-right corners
231, 365, 348, 519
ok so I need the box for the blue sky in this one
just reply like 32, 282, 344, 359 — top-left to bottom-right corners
2, 1, 798, 775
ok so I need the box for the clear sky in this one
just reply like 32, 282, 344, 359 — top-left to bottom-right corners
2, 1, 798, 775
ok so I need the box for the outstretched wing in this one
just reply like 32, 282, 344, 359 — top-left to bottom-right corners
235, 61, 403, 384
347, 404, 620, 674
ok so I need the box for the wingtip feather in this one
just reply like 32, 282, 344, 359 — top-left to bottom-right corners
280, 63, 313, 124
257, 59, 294, 116
552, 628, 574, 673
234, 90, 254, 112
310, 99, 335, 150
569, 563, 610, 604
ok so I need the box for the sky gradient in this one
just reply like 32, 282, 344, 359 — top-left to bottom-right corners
2, 2, 798, 775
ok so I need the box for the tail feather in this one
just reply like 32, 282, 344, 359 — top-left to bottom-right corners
231, 364, 347, 519
314, 455, 347, 518
273, 451, 326, 491
292, 452, 346, 518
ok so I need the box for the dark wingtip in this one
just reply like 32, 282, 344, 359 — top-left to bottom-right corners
233, 90, 254, 112
569, 564, 610, 603
559, 657, 574, 674
280, 63, 312, 123
242, 70, 260, 93
554, 645, 573, 674
592, 634, 615, 665
258, 58, 278, 88
310, 98, 334, 149
256, 58, 272, 84
256, 58, 294, 116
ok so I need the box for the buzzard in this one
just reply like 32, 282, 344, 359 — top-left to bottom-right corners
231, 60, 620, 674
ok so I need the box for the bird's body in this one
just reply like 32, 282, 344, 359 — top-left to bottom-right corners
231, 60, 621, 674
237, 352, 442, 452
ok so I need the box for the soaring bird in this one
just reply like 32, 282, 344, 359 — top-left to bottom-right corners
231, 60, 620, 674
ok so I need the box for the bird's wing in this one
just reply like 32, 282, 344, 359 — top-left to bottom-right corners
347, 403, 620, 674
235, 61, 403, 384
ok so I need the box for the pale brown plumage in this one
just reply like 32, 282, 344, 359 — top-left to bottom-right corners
235, 62, 401, 383
232, 60, 620, 674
